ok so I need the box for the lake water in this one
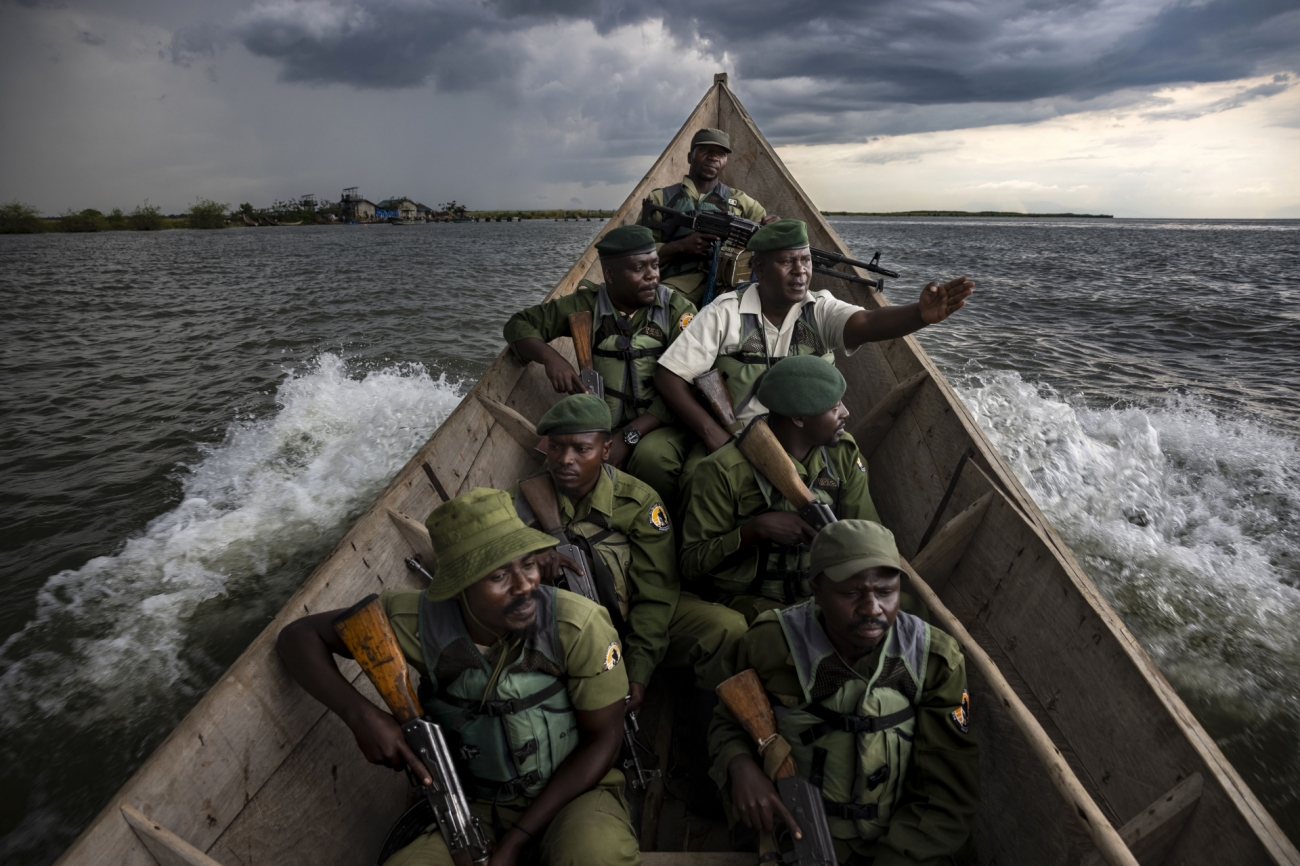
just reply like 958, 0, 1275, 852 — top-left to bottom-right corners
0, 217, 1296, 862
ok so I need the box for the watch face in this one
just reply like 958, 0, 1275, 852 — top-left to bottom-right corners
624, 428, 641, 446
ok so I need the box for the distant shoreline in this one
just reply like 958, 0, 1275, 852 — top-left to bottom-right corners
822, 210, 1114, 218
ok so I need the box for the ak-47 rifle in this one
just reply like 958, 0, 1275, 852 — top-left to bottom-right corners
518, 474, 661, 791
717, 668, 838, 866
567, 311, 604, 400
333, 595, 491, 866
640, 199, 899, 291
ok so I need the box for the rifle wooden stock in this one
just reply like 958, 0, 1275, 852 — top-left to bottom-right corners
519, 474, 565, 536
694, 370, 743, 435
716, 669, 796, 780
737, 419, 817, 510
332, 594, 422, 725
568, 311, 595, 372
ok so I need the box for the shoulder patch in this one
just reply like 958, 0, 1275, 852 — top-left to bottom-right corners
856, 456, 867, 473
951, 689, 971, 734
648, 503, 671, 532
677, 311, 694, 330
603, 641, 623, 671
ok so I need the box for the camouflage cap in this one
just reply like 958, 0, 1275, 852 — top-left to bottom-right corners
595, 224, 657, 259
746, 218, 809, 253
810, 519, 901, 582
690, 127, 732, 153
536, 393, 612, 436
424, 488, 556, 601
755, 354, 846, 417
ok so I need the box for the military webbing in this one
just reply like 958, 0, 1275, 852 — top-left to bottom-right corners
589, 282, 672, 426
743, 447, 843, 602
724, 286, 827, 416
434, 680, 567, 718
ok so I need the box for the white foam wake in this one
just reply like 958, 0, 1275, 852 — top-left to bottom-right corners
956, 370, 1300, 732
0, 353, 463, 730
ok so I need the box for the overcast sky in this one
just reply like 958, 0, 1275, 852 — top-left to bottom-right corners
2, 0, 1297, 218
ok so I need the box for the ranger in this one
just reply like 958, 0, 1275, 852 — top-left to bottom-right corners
514, 394, 748, 809
710, 520, 979, 866
640, 127, 777, 307
276, 487, 638, 866
681, 355, 880, 623
504, 223, 695, 498
653, 219, 974, 499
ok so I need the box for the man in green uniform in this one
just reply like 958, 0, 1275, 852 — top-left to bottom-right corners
504, 224, 696, 501
276, 487, 639, 866
710, 520, 979, 866
681, 355, 881, 623
651, 218, 975, 509
514, 394, 747, 810
640, 127, 777, 307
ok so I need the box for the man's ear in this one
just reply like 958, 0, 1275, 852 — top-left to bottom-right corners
601, 433, 613, 460
601, 262, 614, 285
791, 416, 806, 428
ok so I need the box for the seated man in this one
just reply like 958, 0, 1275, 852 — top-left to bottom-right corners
653, 218, 974, 503
641, 127, 776, 307
681, 355, 880, 623
276, 487, 638, 866
503, 224, 696, 487
710, 520, 979, 866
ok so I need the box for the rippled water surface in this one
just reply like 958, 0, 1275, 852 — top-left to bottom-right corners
0, 217, 1296, 862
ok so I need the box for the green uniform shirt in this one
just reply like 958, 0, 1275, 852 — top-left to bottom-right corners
709, 614, 978, 866
503, 281, 696, 425
510, 467, 680, 688
380, 588, 629, 712
680, 432, 881, 592
645, 176, 767, 304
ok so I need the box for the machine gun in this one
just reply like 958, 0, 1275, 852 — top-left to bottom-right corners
333, 595, 491, 866
717, 668, 838, 866
640, 199, 898, 292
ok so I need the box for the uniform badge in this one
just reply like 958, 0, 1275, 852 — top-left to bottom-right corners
728, 198, 739, 206
678, 312, 694, 330
603, 641, 623, 671
856, 456, 867, 473
648, 504, 671, 532
951, 689, 971, 734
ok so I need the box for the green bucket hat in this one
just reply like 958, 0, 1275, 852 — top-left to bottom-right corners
756, 354, 846, 417
809, 520, 901, 582
595, 224, 657, 259
424, 488, 556, 601
746, 218, 809, 253
690, 127, 732, 153
536, 393, 612, 436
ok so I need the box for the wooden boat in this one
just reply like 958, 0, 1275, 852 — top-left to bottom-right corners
54, 74, 1299, 866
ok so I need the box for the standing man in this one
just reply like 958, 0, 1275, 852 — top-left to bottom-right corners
641, 127, 777, 307
504, 224, 696, 494
277, 488, 639, 866
681, 355, 880, 623
513, 394, 747, 809
710, 520, 979, 865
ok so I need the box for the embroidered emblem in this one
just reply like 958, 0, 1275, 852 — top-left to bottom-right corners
856, 456, 867, 473
648, 503, 671, 532
603, 641, 622, 671
814, 476, 838, 490
678, 312, 694, 330
728, 198, 739, 206
951, 689, 971, 734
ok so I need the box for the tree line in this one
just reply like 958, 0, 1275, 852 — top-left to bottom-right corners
0, 199, 233, 233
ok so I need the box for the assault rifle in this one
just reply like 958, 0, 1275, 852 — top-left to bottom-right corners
333, 595, 491, 866
640, 199, 899, 291
717, 668, 838, 866
567, 311, 604, 400
518, 474, 661, 791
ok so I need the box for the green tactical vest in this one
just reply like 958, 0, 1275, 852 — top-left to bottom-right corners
417, 585, 578, 801
772, 602, 929, 842
713, 285, 834, 418
657, 181, 745, 280
584, 280, 674, 428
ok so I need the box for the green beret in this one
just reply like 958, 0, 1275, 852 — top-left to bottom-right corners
424, 488, 557, 601
536, 393, 612, 436
746, 218, 809, 253
595, 224, 656, 259
756, 354, 846, 417
810, 520, 901, 582
690, 127, 731, 153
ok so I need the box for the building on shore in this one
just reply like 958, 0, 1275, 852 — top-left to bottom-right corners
340, 187, 377, 222
376, 197, 417, 221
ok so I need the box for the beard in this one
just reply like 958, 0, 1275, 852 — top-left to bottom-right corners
502, 588, 544, 642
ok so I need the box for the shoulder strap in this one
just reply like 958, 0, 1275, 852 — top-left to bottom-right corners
663, 183, 686, 209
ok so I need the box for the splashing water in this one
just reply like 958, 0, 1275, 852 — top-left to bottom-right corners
0, 354, 464, 860
956, 369, 1300, 813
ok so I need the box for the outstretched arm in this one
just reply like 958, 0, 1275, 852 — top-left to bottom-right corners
842, 276, 975, 350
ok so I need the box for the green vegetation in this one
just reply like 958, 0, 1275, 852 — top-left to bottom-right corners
127, 202, 165, 231
59, 209, 108, 232
188, 198, 229, 229
0, 201, 44, 233
821, 210, 1114, 218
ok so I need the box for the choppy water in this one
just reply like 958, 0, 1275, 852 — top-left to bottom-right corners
0, 217, 1296, 861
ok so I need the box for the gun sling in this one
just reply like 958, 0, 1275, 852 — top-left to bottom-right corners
436, 679, 567, 718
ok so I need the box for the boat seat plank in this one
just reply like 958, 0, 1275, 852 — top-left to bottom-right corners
386, 509, 435, 565
911, 491, 994, 596
474, 393, 543, 456
122, 805, 225, 866
850, 370, 931, 460
1081, 774, 1205, 866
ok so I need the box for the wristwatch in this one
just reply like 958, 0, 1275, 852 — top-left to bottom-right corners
622, 427, 642, 447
